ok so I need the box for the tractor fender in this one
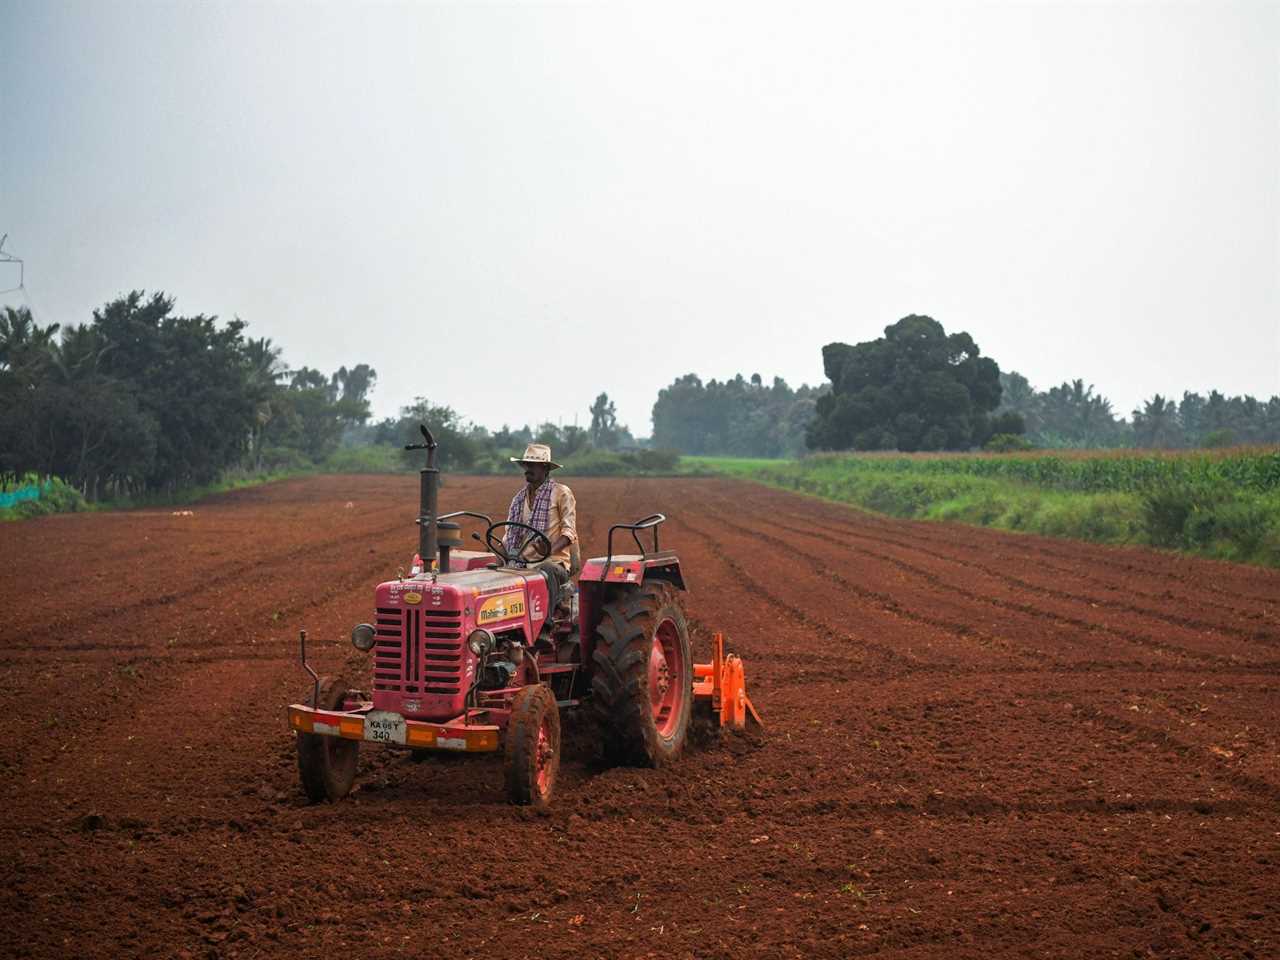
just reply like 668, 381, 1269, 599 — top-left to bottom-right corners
577, 552, 687, 670
578, 551, 687, 592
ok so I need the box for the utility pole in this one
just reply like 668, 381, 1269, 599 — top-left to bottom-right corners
0, 235, 24, 294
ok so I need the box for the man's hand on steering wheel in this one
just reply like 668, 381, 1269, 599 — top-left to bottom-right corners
486, 521, 553, 566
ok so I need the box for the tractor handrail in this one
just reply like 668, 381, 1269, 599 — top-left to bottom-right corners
601, 514, 666, 581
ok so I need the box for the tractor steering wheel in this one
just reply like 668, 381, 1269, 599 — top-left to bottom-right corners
486, 521, 553, 566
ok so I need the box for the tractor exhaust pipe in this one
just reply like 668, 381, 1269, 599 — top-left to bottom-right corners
407, 424, 440, 571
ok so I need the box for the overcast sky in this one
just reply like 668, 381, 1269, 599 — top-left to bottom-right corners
2, 1, 1276, 436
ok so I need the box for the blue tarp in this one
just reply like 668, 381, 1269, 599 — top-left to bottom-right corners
0, 483, 43, 509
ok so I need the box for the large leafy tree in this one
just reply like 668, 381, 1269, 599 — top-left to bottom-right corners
261, 364, 377, 463
807, 315, 1006, 452
43, 324, 157, 497
89, 292, 259, 489
392, 398, 477, 471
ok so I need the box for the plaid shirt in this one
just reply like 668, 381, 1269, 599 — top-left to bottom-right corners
505, 479, 577, 568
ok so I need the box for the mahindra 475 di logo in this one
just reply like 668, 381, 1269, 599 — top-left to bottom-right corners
477, 591, 525, 625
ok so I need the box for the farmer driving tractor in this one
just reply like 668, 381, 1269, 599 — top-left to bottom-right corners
288, 423, 760, 809
504, 443, 579, 577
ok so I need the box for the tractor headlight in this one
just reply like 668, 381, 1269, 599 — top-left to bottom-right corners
467, 628, 494, 657
351, 622, 376, 652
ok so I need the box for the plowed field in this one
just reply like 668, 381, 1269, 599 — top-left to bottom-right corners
4, 475, 1278, 960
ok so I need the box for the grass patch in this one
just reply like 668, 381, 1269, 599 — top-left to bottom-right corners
696, 450, 1280, 567
321, 444, 407, 474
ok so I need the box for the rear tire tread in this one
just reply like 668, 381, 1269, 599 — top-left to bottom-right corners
590, 582, 692, 767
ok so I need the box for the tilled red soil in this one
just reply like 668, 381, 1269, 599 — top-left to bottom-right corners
3, 475, 1278, 960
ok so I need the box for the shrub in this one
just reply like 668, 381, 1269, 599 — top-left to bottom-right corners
258, 445, 315, 473
1139, 482, 1228, 548
0, 475, 88, 520
1181, 495, 1276, 559
984, 433, 1035, 453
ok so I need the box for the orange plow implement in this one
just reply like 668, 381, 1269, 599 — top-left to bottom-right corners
693, 632, 762, 730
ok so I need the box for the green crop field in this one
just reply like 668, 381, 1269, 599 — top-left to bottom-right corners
694, 448, 1280, 566
677, 455, 794, 477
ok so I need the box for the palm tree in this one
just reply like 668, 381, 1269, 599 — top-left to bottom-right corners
999, 370, 1037, 409
1132, 395, 1180, 448
0, 305, 59, 370
243, 335, 286, 471
49, 324, 112, 384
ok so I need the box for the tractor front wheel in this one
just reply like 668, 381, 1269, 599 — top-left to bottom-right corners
504, 684, 560, 807
297, 676, 359, 803
591, 582, 692, 766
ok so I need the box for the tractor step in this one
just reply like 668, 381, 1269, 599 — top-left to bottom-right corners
692, 632, 762, 730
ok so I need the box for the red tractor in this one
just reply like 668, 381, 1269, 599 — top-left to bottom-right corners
288, 425, 758, 806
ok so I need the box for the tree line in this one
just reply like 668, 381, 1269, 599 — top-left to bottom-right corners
336, 390, 653, 475
650, 373, 824, 458
5, 291, 1276, 503
0, 296, 375, 498
649, 314, 1279, 456
646, 316, 1016, 456
0, 288, 669, 496
997, 372, 1280, 449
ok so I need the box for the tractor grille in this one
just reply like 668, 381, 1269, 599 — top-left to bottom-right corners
372, 606, 464, 695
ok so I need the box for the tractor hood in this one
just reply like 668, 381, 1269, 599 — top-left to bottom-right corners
369, 569, 552, 721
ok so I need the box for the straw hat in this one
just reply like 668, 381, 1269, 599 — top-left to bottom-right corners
510, 442, 562, 470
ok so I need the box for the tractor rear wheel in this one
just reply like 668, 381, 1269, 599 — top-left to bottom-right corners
591, 582, 692, 766
297, 676, 359, 803
504, 684, 560, 807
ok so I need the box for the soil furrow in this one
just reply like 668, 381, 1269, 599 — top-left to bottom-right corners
776, 484, 1280, 608
698, 495, 1238, 668
768, 503, 1280, 642
2, 474, 1277, 960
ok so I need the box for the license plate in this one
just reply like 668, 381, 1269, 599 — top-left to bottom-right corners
364, 710, 406, 745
